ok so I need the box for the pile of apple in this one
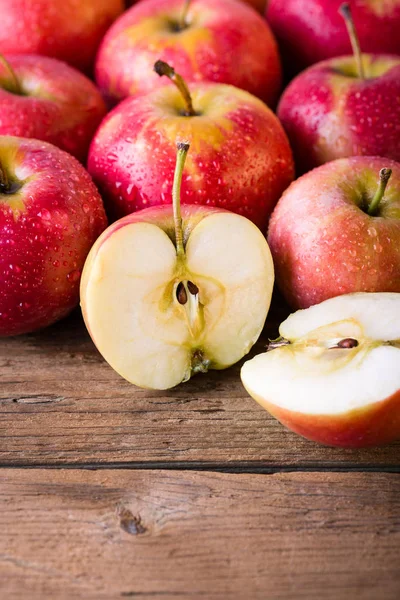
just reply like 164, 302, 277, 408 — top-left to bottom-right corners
0, 0, 399, 448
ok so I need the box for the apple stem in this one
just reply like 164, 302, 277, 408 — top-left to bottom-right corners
180, 0, 192, 29
0, 54, 22, 95
154, 60, 196, 116
368, 168, 392, 216
172, 141, 190, 257
339, 3, 365, 80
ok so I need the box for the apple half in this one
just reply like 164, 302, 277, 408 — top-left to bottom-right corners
241, 293, 400, 447
81, 142, 274, 390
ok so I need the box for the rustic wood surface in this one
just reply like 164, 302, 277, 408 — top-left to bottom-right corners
0, 310, 399, 469
1, 469, 400, 600
0, 308, 399, 599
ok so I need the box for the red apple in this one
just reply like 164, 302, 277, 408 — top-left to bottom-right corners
0, 136, 107, 337
0, 55, 107, 163
277, 53, 400, 173
88, 61, 294, 229
81, 142, 275, 390
241, 292, 400, 448
96, 0, 282, 106
267, 156, 400, 309
267, 0, 400, 75
0, 0, 124, 73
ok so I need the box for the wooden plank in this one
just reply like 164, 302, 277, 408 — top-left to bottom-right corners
0, 310, 399, 468
0, 469, 399, 600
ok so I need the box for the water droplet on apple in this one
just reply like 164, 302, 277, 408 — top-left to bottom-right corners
67, 270, 81, 283
82, 203, 90, 214
38, 208, 51, 220
53, 260, 60, 267
367, 227, 377, 237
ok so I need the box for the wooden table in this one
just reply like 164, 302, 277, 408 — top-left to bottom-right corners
1, 305, 399, 599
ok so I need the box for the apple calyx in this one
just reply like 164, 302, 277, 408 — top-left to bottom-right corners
0, 54, 23, 95
154, 60, 196, 116
368, 168, 392, 216
0, 162, 10, 195
172, 141, 206, 367
339, 3, 365, 80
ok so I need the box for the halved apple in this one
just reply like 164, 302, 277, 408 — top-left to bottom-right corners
241, 293, 400, 447
81, 142, 274, 389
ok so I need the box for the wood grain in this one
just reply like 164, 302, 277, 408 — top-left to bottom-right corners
1, 310, 399, 468
1, 469, 399, 600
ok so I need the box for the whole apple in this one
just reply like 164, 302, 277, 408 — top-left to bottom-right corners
88, 63, 294, 229
277, 54, 400, 173
267, 0, 400, 75
268, 157, 400, 309
0, 0, 124, 73
96, 0, 282, 106
0, 136, 107, 336
0, 55, 107, 162
82, 142, 275, 390
241, 292, 400, 448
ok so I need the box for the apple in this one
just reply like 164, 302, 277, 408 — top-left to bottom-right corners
267, 156, 400, 310
81, 142, 275, 390
0, 0, 124, 73
88, 60, 294, 229
241, 292, 400, 448
95, 0, 282, 106
0, 54, 107, 163
0, 136, 107, 337
277, 53, 400, 174
267, 0, 400, 75
277, 4, 400, 173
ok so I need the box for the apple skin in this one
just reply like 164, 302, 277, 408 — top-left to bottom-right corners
95, 0, 282, 106
0, 0, 124, 73
247, 388, 400, 448
277, 54, 400, 174
267, 156, 400, 309
87, 82, 294, 229
0, 136, 107, 337
126, 0, 266, 11
0, 55, 107, 163
267, 0, 400, 75
245, 0, 266, 12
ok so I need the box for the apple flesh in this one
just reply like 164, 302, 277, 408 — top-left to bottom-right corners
241, 292, 400, 448
81, 143, 275, 390
268, 156, 400, 309
0, 54, 107, 162
277, 54, 400, 173
267, 0, 400, 75
0, 136, 107, 337
0, 0, 124, 73
88, 71, 294, 229
95, 0, 282, 106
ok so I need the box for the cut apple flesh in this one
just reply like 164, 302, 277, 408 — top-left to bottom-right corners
241, 293, 400, 447
81, 212, 274, 390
